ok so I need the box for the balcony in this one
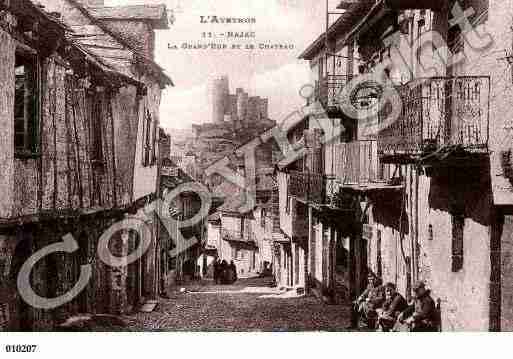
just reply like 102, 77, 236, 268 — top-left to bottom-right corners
311, 55, 351, 113
333, 140, 402, 192
180, 222, 206, 244
221, 228, 257, 245
378, 76, 490, 164
316, 75, 350, 112
335, 140, 385, 184
288, 171, 325, 205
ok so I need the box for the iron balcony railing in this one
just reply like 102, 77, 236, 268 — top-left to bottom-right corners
288, 171, 325, 204
378, 76, 490, 160
334, 140, 392, 186
221, 228, 257, 244
315, 74, 350, 110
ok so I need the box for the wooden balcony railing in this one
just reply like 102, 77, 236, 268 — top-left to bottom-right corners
334, 140, 391, 186
288, 171, 325, 204
378, 76, 490, 161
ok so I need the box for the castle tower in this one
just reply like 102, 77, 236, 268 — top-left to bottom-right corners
212, 76, 229, 123
259, 98, 269, 121
227, 94, 238, 122
247, 96, 260, 125
237, 90, 249, 126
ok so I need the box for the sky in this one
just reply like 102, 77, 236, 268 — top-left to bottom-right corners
105, 0, 343, 130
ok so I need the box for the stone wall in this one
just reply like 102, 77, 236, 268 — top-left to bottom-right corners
499, 215, 513, 331
370, 165, 493, 331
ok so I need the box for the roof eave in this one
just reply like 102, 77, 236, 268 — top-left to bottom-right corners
89, 4, 169, 29
298, 1, 374, 60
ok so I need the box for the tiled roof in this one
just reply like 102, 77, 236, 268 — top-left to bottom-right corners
89, 5, 168, 28
69, 40, 144, 88
66, 0, 173, 87
200, 129, 229, 139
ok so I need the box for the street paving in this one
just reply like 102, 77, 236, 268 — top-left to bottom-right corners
121, 277, 351, 331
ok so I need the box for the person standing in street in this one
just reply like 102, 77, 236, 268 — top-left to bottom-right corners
213, 258, 220, 284
228, 260, 238, 284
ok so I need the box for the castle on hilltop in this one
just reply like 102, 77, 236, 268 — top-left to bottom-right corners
211, 76, 269, 126
190, 76, 276, 173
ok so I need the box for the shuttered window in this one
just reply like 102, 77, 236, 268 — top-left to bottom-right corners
141, 109, 159, 166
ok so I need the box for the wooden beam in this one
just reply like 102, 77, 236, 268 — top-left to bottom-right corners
384, 0, 444, 11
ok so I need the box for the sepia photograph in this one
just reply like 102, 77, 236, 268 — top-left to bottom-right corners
0, 0, 512, 355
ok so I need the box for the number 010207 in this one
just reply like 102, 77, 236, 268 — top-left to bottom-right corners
5, 344, 38, 353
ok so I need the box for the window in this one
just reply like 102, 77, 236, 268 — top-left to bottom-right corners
88, 91, 104, 163
14, 50, 39, 155
417, 18, 426, 39
376, 230, 382, 278
260, 209, 266, 227
416, 18, 427, 65
451, 212, 465, 272
150, 118, 158, 165
286, 196, 291, 214
168, 257, 177, 271
336, 240, 348, 268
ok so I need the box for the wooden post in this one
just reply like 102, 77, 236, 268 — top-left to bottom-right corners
308, 206, 314, 290
330, 226, 337, 294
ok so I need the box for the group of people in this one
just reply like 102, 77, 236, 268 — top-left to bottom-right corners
213, 259, 238, 285
353, 274, 438, 332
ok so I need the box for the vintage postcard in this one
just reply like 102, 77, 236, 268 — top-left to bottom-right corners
0, 0, 511, 352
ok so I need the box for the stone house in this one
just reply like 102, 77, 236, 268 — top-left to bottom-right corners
204, 203, 274, 279
250, 203, 274, 273
159, 158, 206, 287
215, 193, 259, 277
273, 113, 351, 300
0, 0, 171, 331
35, 0, 173, 310
204, 165, 277, 279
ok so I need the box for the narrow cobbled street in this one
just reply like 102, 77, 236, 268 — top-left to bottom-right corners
120, 277, 351, 332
